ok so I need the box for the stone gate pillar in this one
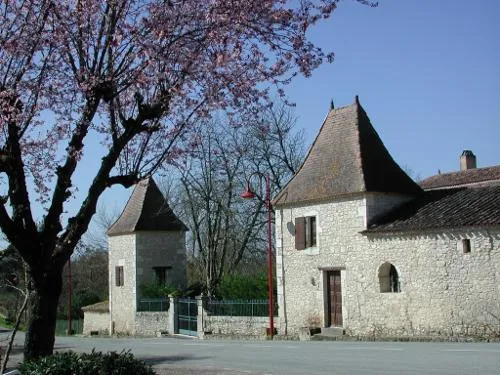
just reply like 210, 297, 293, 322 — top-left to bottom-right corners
196, 295, 208, 339
168, 295, 178, 335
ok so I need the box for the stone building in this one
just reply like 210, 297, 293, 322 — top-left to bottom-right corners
273, 97, 500, 338
107, 177, 187, 335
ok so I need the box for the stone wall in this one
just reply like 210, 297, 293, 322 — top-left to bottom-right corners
276, 194, 500, 338
82, 312, 110, 336
203, 316, 279, 336
109, 234, 137, 335
135, 312, 170, 336
135, 231, 187, 294
365, 192, 413, 226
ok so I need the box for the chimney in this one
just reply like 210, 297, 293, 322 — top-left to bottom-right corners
460, 150, 476, 171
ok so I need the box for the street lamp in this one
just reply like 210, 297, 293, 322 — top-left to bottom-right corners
240, 173, 275, 339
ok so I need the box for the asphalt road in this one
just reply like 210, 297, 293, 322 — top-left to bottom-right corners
3, 331, 500, 375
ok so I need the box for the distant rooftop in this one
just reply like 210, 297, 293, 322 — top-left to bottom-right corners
81, 301, 109, 313
419, 166, 500, 190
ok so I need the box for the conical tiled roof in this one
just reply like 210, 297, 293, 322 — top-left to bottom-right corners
107, 177, 187, 236
273, 96, 422, 207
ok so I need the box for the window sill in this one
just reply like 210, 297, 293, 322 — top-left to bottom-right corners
303, 246, 319, 255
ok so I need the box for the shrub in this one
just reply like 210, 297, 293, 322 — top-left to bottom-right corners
139, 282, 180, 298
218, 272, 274, 299
20, 350, 155, 375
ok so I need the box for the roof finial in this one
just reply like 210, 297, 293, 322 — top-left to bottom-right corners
355, 95, 360, 105
330, 99, 334, 110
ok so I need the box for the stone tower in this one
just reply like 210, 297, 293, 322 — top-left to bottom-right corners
107, 177, 187, 334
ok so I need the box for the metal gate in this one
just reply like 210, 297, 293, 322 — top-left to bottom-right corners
178, 298, 198, 336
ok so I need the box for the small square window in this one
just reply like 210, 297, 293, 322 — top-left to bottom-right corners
462, 239, 471, 254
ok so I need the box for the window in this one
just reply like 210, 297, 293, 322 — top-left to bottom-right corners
295, 216, 317, 250
462, 239, 471, 254
153, 266, 171, 286
378, 262, 400, 293
115, 266, 124, 287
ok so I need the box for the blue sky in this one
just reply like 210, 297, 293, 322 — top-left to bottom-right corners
4, 0, 498, 245
286, 0, 499, 179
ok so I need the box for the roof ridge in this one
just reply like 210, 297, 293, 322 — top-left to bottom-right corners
272, 101, 349, 204
426, 165, 500, 178
353, 97, 367, 192
132, 177, 150, 229
107, 178, 146, 234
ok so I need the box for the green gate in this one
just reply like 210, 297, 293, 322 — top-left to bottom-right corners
178, 298, 198, 336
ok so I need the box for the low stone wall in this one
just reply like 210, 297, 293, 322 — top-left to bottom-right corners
203, 316, 279, 337
135, 311, 170, 336
83, 311, 110, 336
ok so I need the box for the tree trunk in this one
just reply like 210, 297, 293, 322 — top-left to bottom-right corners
23, 266, 63, 361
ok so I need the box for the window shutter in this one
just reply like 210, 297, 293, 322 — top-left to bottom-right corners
295, 217, 306, 250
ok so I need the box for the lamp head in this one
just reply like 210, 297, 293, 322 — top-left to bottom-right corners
240, 184, 256, 199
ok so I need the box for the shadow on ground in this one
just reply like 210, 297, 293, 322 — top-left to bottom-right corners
143, 354, 211, 366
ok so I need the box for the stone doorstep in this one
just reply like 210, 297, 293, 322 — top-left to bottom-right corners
320, 327, 345, 337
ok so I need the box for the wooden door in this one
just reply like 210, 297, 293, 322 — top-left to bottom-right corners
327, 271, 342, 326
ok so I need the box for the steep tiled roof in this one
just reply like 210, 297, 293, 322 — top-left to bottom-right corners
273, 97, 422, 206
107, 177, 187, 236
419, 166, 500, 190
365, 186, 500, 233
82, 301, 109, 313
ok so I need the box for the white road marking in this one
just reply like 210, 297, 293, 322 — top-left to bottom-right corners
441, 349, 500, 353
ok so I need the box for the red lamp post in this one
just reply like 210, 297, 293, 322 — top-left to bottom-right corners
241, 173, 274, 338
67, 258, 72, 335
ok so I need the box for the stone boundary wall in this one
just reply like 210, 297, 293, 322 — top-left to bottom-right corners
82, 311, 110, 336
135, 311, 170, 336
202, 316, 279, 337
84, 297, 280, 338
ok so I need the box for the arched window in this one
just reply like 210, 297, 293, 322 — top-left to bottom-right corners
378, 262, 400, 293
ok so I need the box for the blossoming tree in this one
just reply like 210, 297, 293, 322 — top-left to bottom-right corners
0, 0, 375, 359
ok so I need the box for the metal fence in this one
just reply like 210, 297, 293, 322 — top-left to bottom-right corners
205, 299, 278, 317
55, 319, 83, 335
137, 298, 170, 312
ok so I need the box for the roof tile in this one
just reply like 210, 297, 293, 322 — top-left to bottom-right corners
366, 186, 500, 233
107, 177, 187, 236
273, 97, 421, 206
